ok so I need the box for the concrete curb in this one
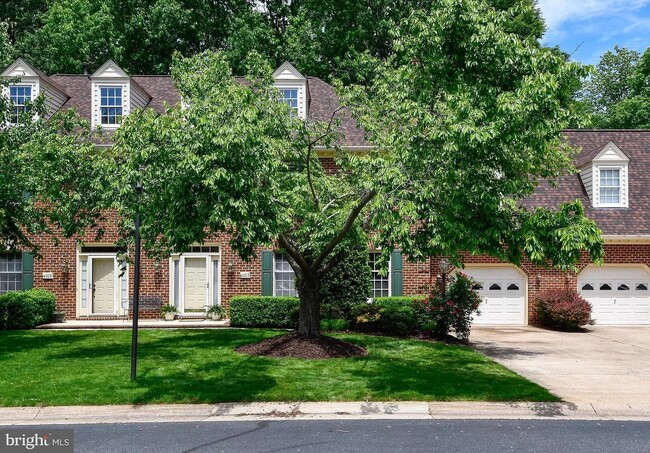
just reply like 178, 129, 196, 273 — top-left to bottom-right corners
3, 401, 650, 425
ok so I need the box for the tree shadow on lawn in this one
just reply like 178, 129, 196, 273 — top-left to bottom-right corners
0, 330, 95, 358
337, 334, 558, 402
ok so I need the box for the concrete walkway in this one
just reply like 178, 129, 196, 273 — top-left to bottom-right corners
2, 400, 648, 425
470, 326, 650, 419
37, 319, 230, 329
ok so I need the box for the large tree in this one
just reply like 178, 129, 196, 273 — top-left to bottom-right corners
580, 45, 650, 129
0, 80, 105, 253
109, 0, 603, 338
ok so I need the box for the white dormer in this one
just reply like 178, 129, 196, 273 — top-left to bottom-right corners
272, 62, 308, 119
1, 58, 69, 121
90, 60, 150, 129
580, 141, 629, 208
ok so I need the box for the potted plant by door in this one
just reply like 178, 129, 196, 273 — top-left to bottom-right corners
207, 304, 226, 321
161, 304, 178, 321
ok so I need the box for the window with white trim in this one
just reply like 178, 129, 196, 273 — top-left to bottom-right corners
599, 168, 621, 205
369, 252, 390, 298
100, 86, 122, 125
278, 88, 298, 117
9, 85, 31, 123
274, 253, 297, 297
0, 253, 22, 295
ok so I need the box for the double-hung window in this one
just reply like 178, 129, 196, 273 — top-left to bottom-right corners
599, 168, 621, 205
369, 252, 390, 298
274, 253, 297, 297
278, 88, 298, 117
9, 86, 31, 123
100, 87, 122, 125
0, 253, 22, 295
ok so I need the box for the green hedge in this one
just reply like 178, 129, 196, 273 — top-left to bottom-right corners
374, 296, 426, 309
0, 289, 56, 330
229, 296, 299, 328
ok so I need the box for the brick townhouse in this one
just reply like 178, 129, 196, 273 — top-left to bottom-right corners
2, 58, 649, 325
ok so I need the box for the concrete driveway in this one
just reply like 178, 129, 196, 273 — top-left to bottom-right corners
470, 326, 650, 417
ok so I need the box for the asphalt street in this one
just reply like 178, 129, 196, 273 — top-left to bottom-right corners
7, 419, 650, 453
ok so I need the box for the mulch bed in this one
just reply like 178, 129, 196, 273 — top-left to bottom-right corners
236, 333, 368, 359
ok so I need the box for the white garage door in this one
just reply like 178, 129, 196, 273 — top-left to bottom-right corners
578, 266, 650, 325
462, 266, 527, 325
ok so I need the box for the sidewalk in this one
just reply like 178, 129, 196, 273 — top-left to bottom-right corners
2, 401, 650, 425
36, 319, 230, 329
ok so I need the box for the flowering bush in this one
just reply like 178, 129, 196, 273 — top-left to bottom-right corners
536, 289, 592, 330
414, 273, 482, 341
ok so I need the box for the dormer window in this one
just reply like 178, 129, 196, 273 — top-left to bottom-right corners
599, 168, 621, 205
100, 86, 123, 125
279, 88, 298, 117
9, 85, 32, 123
579, 141, 629, 208
272, 62, 308, 120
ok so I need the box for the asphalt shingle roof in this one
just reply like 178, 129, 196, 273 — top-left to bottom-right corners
524, 130, 650, 236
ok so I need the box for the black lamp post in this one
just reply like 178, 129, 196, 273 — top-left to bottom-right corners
130, 182, 143, 381
439, 258, 450, 298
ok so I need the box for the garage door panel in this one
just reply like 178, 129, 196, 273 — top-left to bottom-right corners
578, 266, 650, 325
462, 267, 526, 325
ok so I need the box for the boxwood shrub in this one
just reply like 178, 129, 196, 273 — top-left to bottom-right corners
374, 296, 426, 310
0, 289, 56, 330
229, 296, 299, 328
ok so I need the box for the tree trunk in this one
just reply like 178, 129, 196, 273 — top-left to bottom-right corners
297, 275, 321, 337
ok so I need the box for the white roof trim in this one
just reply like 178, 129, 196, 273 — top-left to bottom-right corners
593, 141, 629, 163
272, 62, 305, 81
602, 235, 650, 244
91, 60, 129, 79
1, 58, 38, 78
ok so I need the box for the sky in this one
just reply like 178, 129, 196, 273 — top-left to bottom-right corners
538, 0, 650, 65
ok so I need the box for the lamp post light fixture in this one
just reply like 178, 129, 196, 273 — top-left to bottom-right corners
130, 182, 143, 381
439, 258, 450, 297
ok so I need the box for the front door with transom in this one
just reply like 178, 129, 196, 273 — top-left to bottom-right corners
172, 251, 221, 314
77, 247, 128, 317
92, 257, 115, 314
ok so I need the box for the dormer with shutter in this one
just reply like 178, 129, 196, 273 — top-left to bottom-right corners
272, 62, 309, 119
1, 58, 69, 121
580, 141, 630, 208
90, 60, 151, 129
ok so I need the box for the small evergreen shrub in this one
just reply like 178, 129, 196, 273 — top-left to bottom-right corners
536, 289, 592, 330
320, 318, 350, 331
374, 296, 426, 309
0, 289, 56, 330
350, 303, 381, 333
321, 247, 371, 320
378, 305, 418, 336
414, 273, 482, 341
229, 296, 299, 328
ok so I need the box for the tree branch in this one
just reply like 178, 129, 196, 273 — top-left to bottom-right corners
278, 233, 312, 280
312, 189, 376, 271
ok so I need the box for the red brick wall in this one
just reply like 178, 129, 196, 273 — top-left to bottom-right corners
445, 244, 650, 324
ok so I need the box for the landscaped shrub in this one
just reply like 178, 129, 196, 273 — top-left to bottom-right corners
320, 318, 350, 331
536, 289, 592, 330
0, 289, 56, 330
350, 303, 381, 333
229, 296, 299, 328
320, 247, 371, 320
374, 296, 426, 309
377, 305, 418, 336
414, 273, 482, 341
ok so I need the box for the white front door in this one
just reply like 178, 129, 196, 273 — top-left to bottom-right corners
578, 266, 650, 325
183, 257, 208, 311
92, 257, 116, 314
462, 266, 527, 325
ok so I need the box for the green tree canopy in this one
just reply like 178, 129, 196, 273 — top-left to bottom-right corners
108, 0, 602, 338
580, 45, 650, 129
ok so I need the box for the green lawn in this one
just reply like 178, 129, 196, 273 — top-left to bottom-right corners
0, 329, 558, 406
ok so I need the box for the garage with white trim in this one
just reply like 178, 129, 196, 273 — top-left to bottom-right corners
461, 265, 527, 325
578, 266, 650, 325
